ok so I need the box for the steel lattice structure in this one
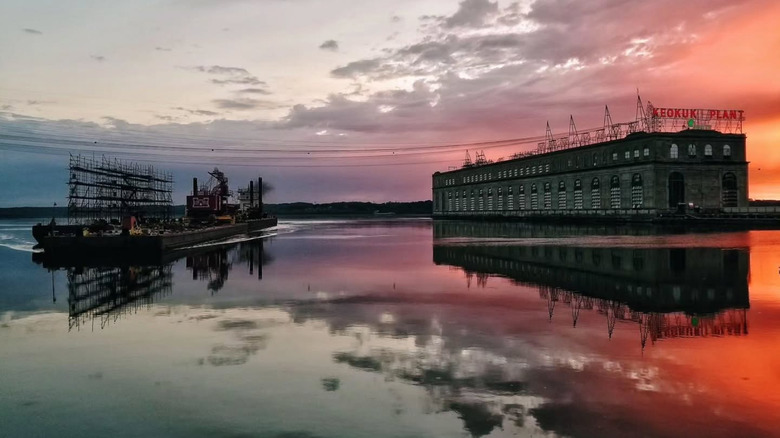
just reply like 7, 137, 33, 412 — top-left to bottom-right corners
67, 154, 174, 224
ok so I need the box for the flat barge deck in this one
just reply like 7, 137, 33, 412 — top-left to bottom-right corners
34, 218, 277, 255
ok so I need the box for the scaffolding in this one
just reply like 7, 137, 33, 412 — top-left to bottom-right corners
67, 154, 174, 224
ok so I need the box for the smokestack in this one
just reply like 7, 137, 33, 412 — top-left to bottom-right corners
249, 180, 254, 210
192, 178, 198, 196
258, 177, 263, 216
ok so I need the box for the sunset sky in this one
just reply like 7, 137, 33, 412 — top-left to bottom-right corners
1, 0, 779, 206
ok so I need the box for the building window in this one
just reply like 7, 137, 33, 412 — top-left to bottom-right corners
518, 185, 526, 210
724, 144, 732, 157
633, 149, 639, 158
530, 183, 538, 210
722, 173, 738, 207
631, 173, 643, 208
704, 144, 713, 157
543, 182, 552, 209
643, 147, 650, 157
610, 175, 621, 209
574, 179, 583, 209
612, 152, 618, 161
593, 153, 598, 166
591, 177, 601, 209
624, 151, 630, 159
545, 164, 550, 173
688, 144, 696, 157
670, 144, 678, 159
557, 181, 567, 209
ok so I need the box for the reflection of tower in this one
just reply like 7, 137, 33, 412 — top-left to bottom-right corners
187, 249, 231, 293
67, 265, 173, 330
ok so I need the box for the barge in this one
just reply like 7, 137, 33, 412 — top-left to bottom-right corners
33, 157, 277, 256
33, 218, 277, 256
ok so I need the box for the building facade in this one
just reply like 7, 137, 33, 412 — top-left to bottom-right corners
432, 130, 748, 218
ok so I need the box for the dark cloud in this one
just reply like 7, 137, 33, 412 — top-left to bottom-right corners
212, 98, 281, 110
211, 77, 264, 86
319, 40, 339, 51
237, 88, 272, 95
331, 59, 383, 79
27, 100, 55, 106
391, 15, 401, 23
90, 55, 106, 62
155, 46, 172, 52
172, 107, 220, 116
189, 65, 265, 86
443, 0, 499, 29
22, 28, 42, 35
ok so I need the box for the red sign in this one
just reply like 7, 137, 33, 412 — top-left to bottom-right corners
652, 107, 744, 120
191, 197, 211, 208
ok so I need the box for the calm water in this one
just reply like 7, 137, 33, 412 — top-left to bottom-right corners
2, 218, 780, 438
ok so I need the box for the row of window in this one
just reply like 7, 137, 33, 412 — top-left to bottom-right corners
439, 143, 734, 187
442, 174, 645, 211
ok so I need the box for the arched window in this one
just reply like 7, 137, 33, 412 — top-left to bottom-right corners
506, 185, 514, 210
530, 183, 538, 210
704, 144, 713, 157
722, 173, 738, 207
724, 144, 732, 157
574, 179, 583, 209
591, 177, 601, 209
557, 180, 567, 209
643, 147, 650, 157
518, 184, 525, 210
593, 153, 598, 166
688, 144, 696, 157
670, 144, 679, 159
470, 189, 476, 211
543, 182, 552, 210
631, 173, 643, 208
610, 175, 621, 209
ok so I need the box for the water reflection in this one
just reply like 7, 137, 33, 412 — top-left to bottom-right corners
433, 221, 750, 350
66, 265, 173, 330
33, 237, 271, 329
186, 238, 268, 292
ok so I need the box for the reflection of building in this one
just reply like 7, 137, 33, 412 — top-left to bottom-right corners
433, 221, 750, 348
67, 266, 173, 330
432, 105, 748, 219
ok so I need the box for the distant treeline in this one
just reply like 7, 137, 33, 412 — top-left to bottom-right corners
749, 199, 780, 207
265, 201, 432, 216
0, 201, 432, 218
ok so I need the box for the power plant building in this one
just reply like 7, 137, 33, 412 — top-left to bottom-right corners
432, 103, 749, 219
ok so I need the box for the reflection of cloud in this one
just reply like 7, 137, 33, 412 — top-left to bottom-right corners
216, 319, 259, 330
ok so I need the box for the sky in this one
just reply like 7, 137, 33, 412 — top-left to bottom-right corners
1, 0, 779, 206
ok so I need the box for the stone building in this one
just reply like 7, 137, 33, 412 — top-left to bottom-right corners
432, 129, 748, 218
